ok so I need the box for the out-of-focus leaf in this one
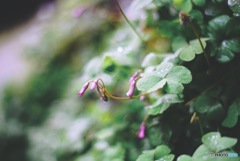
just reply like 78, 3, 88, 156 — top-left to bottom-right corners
193, 95, 222, 113
173, 0, 192, 12
136, 150, 155, 161
155, 145, 171, 159
216, 45, 235, 63
177, 155, 193, 161
222, 99, 240, 128
142, 53, 163, 67
192, 145, 210, 158
226, 18, 240, 37
155, 154, 175, 161
192, 0, 205, 6
201, 132, 237, 152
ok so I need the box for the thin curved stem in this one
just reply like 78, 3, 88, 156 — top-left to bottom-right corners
189, 22, 211, 69
115, 0, 145, 43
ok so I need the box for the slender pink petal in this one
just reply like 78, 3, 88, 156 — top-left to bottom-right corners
126, 80, 136, 98
138, 123, 146, 139
78, 82, 89, 97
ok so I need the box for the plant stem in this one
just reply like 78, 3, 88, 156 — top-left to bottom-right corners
189, 22, 211, 70
115, 0, 145, 43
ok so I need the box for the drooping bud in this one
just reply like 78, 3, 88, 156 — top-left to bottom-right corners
138, 123, 146, 139
126, 79, 136, 98
90, 79, 98, 90
129, 70, 141, 84
179, 12, 191, 26
78, 82, 90, 97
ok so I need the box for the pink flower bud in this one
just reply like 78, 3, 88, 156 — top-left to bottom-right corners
78, 82, 89, 97
126, 80, 136, 98
129, 70, 141, 84
90, 79, 98, 90
138, 123, 146, 139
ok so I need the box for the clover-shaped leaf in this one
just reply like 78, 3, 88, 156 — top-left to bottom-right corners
179, 38, 209, 62
202, 132, 237, 152
166, 66, 192, 84
222, 99, 240, 128
147, 94, 183, 115
136, 150, 155, 161
173, 0, 192, 12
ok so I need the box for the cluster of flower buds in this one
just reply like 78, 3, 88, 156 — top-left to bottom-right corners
126, 70, 142, 98
78, 78, 108, 102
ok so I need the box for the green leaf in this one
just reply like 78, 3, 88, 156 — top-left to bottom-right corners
164, 80, 184, 94
155, 154, 175, 161
137, 76, 166, 93
166, 66, 192, 84
179, 46, 195, 62
155, 145, 171, 159
208, 15, 230, 39
193, 95, 222, 113
222, 100, 239, 128
130, 0, 153, 10
173, 0, 192, 12
226, 18, 240, 37
147, 94, 183, 115
192, 145, 210, 158
222, 39, 240, 53
147, 99, 170, 115
192, 0, 205, 6
202, 132, 221, 152
201, 132, 238, 152
177, 155, 193, 161
189, 38, 208, 54
102, 56, 117, 73
156, 62, 174, 78
216, 137, 238, 152
142, 53, 163, 67
216, 45, 235, 63
146, 101, 170, 115
137, 150, 155, 161
172, 36, 188, 52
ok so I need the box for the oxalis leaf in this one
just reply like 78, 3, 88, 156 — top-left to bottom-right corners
136, 150, 155, 161
137, 76, 166, 93
201, 132, 238, 152
189, 38, 209, 54
222, 99, 240, 128
164, 80, 184, 94
147, 94, 183, 115
166, 66, 192, 84
179, 38, 209, 62
155, 154, 175, 161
